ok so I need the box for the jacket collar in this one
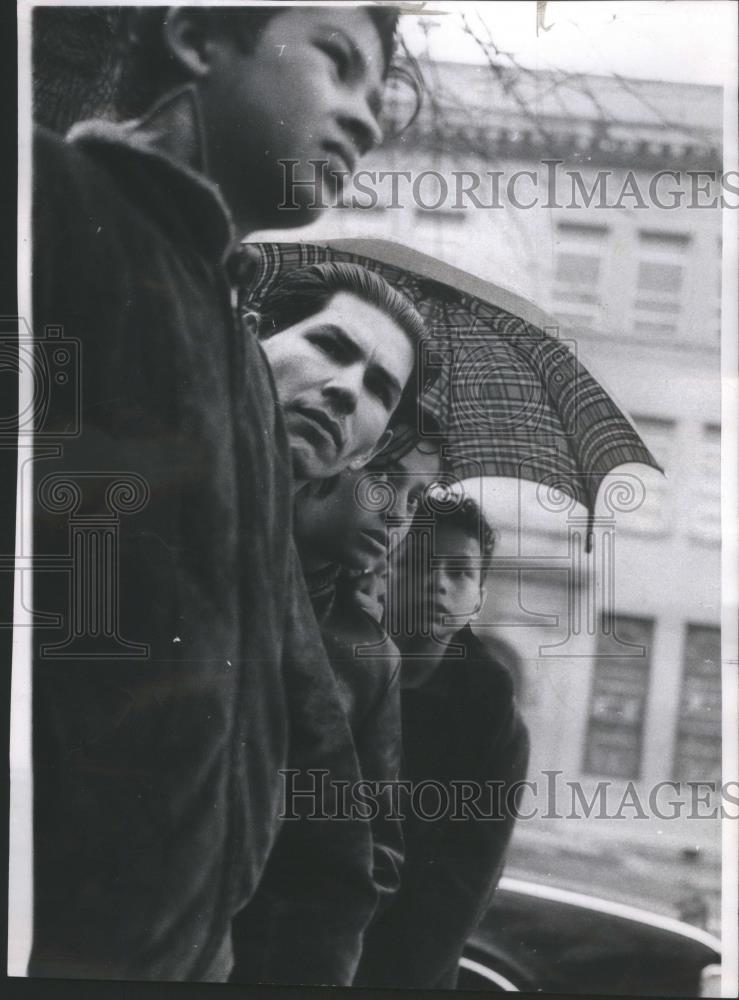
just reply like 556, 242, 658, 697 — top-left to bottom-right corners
68, 88, 235, 263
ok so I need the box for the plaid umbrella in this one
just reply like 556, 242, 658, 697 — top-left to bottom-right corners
235, 238, 662, 546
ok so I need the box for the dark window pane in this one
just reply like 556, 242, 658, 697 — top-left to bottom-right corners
583, 616, 653, 779
637, 261, 683, 293
555, 252, 600, 285
674, 626, 721, 782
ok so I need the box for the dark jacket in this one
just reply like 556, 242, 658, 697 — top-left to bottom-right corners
356, 625, 529, 989
231, 570, 403, 985
29, 123, 375, 982
311, 569, 405, 909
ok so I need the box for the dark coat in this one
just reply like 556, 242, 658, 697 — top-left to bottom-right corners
356, 625, 530, 989
231, 572, 403, 985
29, 124, 375, 982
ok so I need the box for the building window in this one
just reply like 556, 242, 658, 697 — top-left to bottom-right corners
632, 230, 690, 339
583, 616, 654, 779
623, 416, 674, 534
551, 222, 608, 330
690, 424, 721, 544
674, 625, 721, 783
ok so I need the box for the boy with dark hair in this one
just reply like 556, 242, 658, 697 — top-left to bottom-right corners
30, 4, 403, 984
231, 430, 441, 985
356, 497, 530, 989
116, 6, 401, 121
112, 5, 395, 231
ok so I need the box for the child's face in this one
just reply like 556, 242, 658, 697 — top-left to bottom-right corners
295, 467, 386, 573
199, 6, 387, 233
294, 442, 442, 572
405, 523, 486, 639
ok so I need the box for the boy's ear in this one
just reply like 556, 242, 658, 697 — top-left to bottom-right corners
242, 310, 260, 339
347, 428, 394, 471
163, 7, 213, 79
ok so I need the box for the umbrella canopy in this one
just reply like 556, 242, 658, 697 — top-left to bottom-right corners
235, 238, 662, 540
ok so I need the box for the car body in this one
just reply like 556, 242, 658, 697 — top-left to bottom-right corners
459, 876, 721, 995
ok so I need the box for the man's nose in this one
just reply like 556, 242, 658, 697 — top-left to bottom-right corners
323, 365, 362, 416
338, 94, 384, 158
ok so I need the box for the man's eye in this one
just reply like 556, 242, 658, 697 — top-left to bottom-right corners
318, 42, 351, 79
312, 335, 342, 359
367, 376, 393, 409
406, 493, 420, 514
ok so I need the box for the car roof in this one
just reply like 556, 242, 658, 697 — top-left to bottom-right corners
498, 876, 722, 954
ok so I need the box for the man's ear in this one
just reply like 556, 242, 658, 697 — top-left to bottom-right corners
163, 7, 213, 80
347, 428, 394, 471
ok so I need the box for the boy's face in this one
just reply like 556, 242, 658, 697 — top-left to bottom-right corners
261, 291, 415, 481
409, 522, 486, 640
198, 7, 386, 233
294, 441, 442, 572
295, 468, 386, 573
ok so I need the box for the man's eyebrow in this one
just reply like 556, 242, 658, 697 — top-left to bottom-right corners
309, 323, 370, 365
310, 322, 352, 343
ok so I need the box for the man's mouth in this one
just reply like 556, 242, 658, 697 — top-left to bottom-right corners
323, 140, 356, 176
294, 406, 343, 450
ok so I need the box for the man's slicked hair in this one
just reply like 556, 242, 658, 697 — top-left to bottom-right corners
116, 5, 401, 119
255, 261, 427, 351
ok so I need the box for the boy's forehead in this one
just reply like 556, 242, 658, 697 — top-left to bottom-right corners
267, 5, 383, 46
433, 522, 483, 559
262, 6, 390, 87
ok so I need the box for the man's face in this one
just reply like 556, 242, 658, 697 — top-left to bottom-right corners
262, 291, 415, 481
294, 441, 442, 573
199, 7, 386, 232
408, 523, 485, 640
